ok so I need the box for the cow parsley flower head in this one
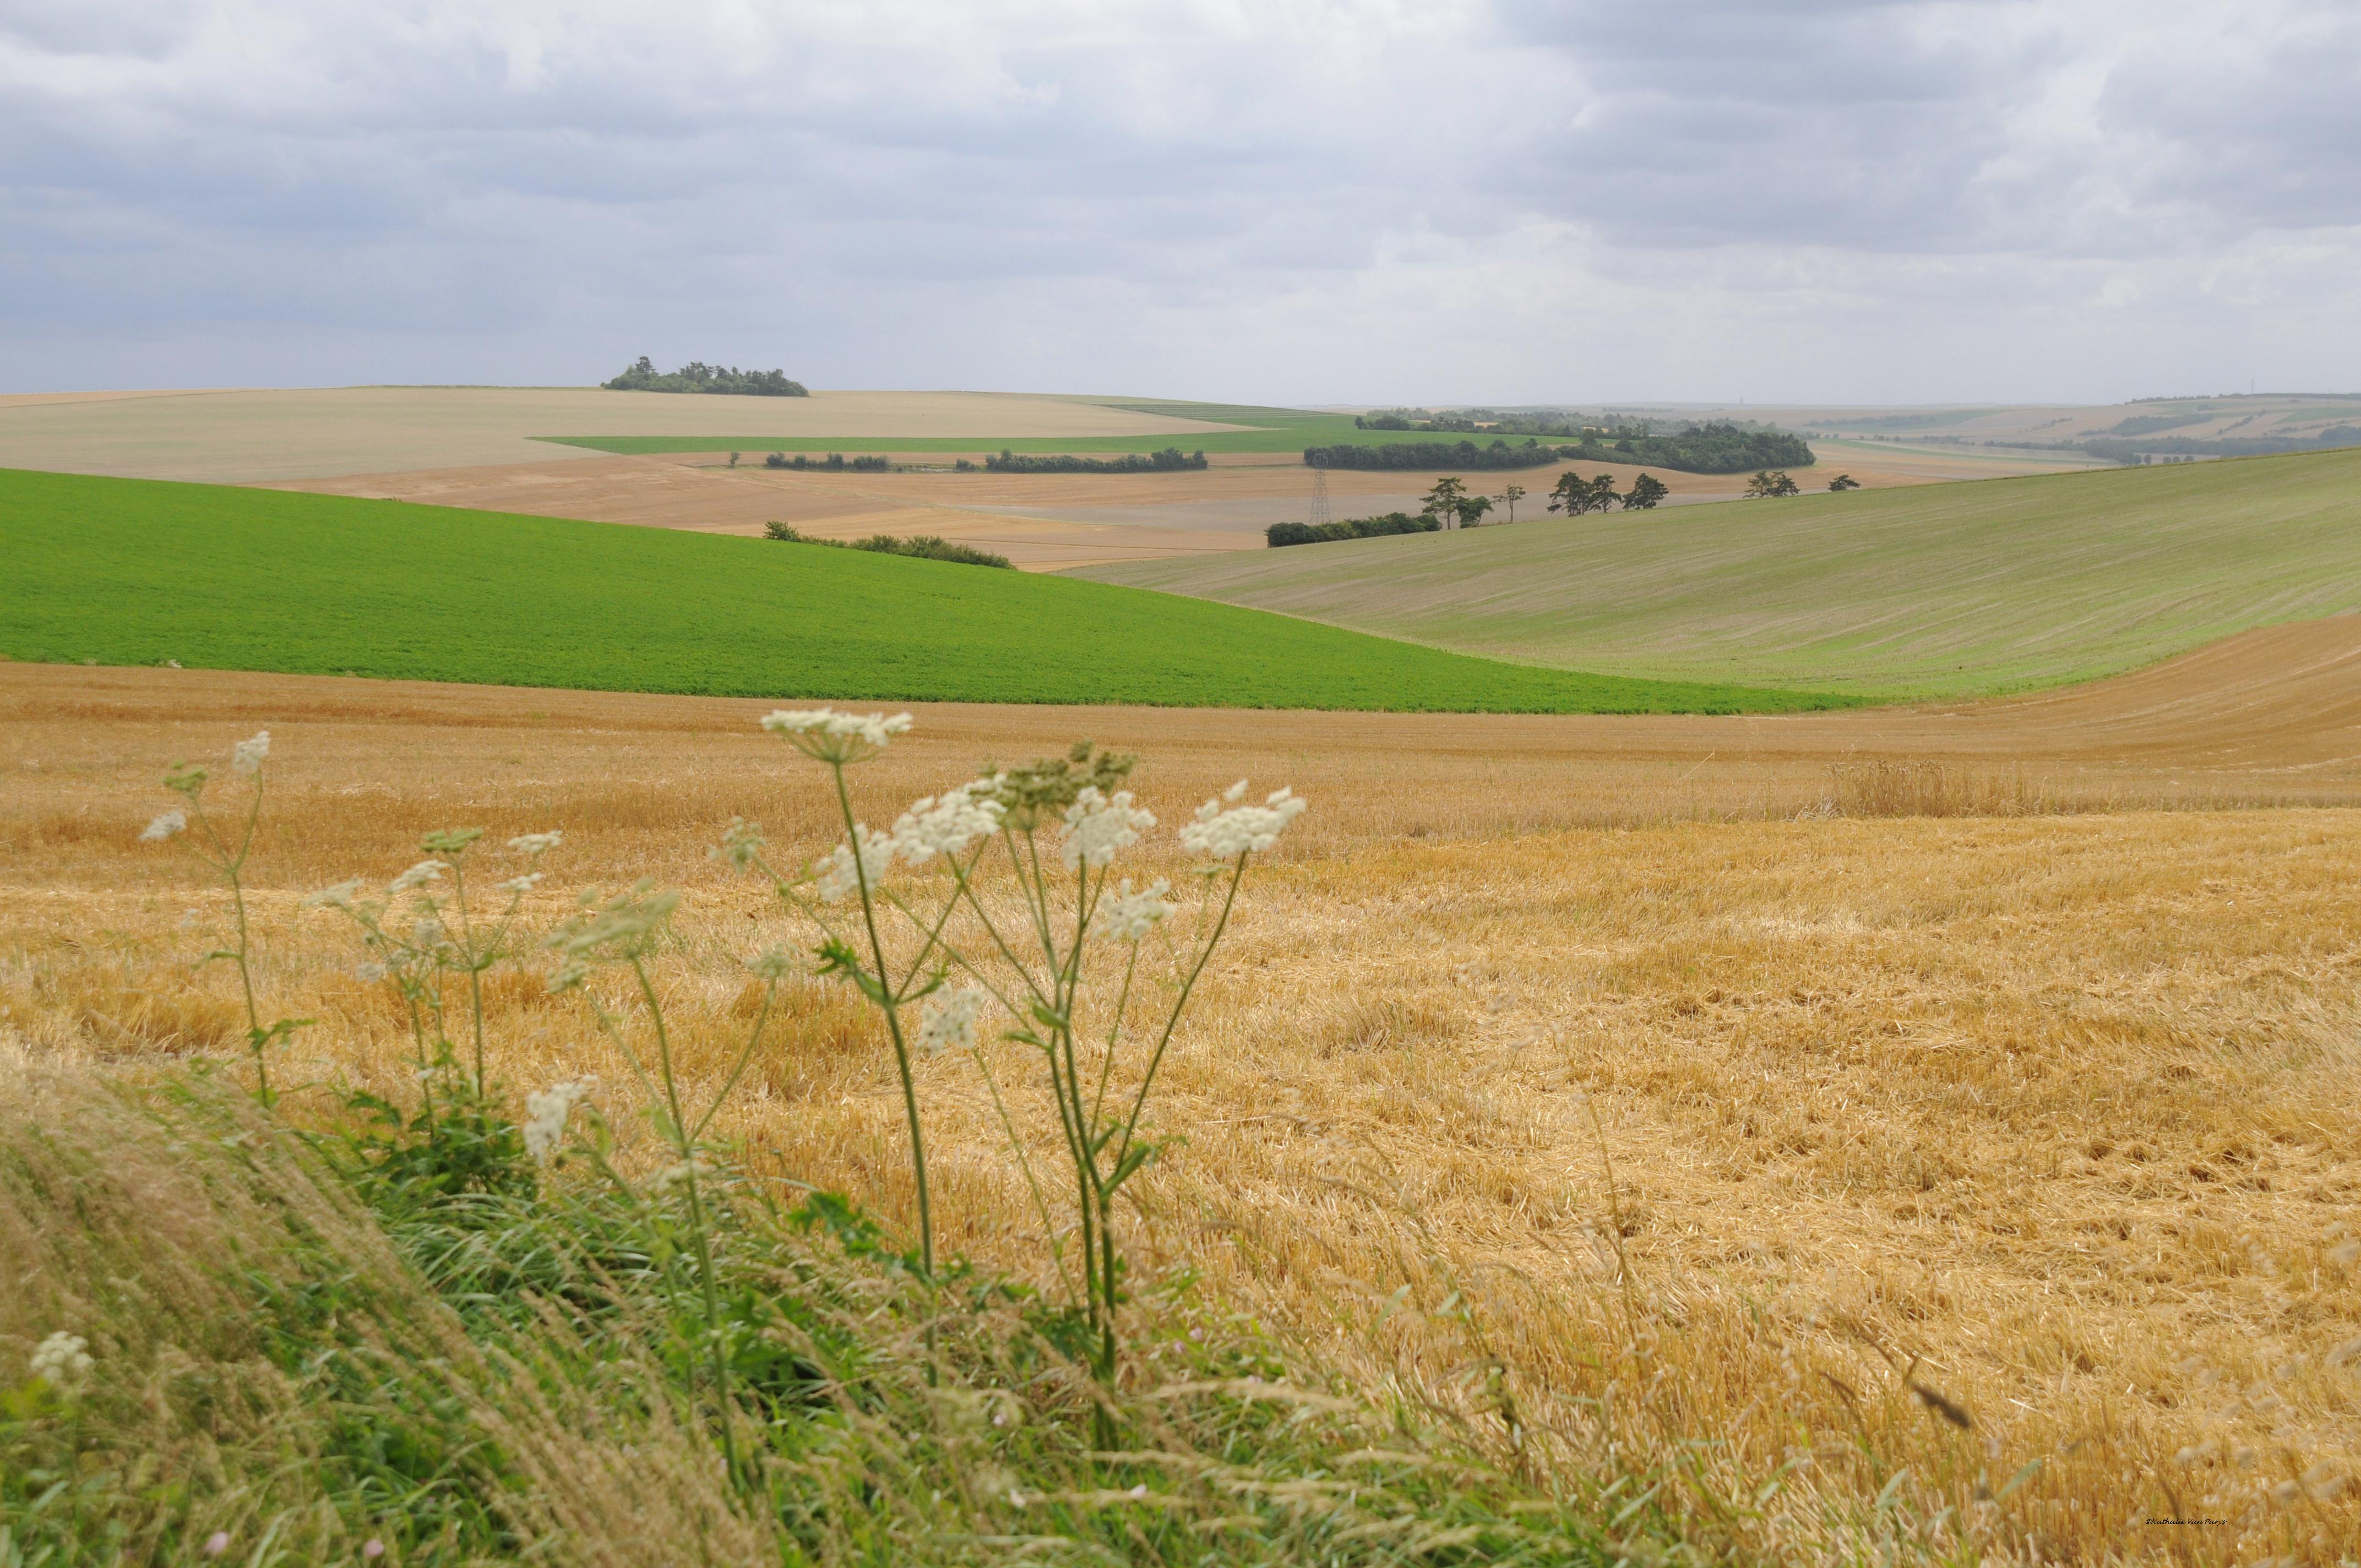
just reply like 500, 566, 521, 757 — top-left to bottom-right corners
715, 817, 766, 870
140, 809, 187, 843
1100, 878, 1174, 943
813, 824, 894, 902
760, 708, 913, 764
389, 859, 448, 894
496, 873, 543, 897
29, 1331, 93, 1387
890, 781, 1006, 866
355, 961, 388, 984
523, 1079, 596, 1162
1060, 787, 1155, 870
507, 830, 563, 857
412, 916, 447, 949
748, 948, 800, 983
1178, 785, 1307, 859
916, 985, 989, 1055
304, 879, 362, 910
229, 730, 270, 776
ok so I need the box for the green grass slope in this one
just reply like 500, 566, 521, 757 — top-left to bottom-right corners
1071, 448, 2361, 699
0, 468, 1840, 713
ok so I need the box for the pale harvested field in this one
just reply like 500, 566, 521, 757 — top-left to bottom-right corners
3, 634, 2360, 1561
0, 386, 1244, 484
264, 440, 2083, 571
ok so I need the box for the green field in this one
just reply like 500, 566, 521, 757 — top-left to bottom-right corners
1071, 447, 2361, 699
537, 403, 1467, 458
0, 468, 1841, 713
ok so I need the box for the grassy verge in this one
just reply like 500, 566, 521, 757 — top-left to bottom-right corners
0, 1060, 1659, 1566
0, 467, 1847, 714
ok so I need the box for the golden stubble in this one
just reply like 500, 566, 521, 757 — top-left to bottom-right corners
4, 666, 2359, 1562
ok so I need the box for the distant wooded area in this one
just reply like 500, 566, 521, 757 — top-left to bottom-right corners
1308, 422, 1813, 475
983, 448, 1207, 473
602, 358, 809, 396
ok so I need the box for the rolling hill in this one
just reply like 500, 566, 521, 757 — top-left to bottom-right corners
1071, 447, 2361, 698
0, 468, 1838, 714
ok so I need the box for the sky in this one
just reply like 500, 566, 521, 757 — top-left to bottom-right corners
4, 0, 2358, 405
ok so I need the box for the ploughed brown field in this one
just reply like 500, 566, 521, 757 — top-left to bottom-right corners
268, 442, 2097, 571
5, 626, 2359, 1561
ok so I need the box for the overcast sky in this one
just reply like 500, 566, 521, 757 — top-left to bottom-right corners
6, 0, 2357, 404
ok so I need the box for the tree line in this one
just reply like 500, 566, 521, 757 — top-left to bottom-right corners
603, 357, 809, 396
763, 521, 1012, 568
1266, 470, 1671, 546
984, 448, 1207, 474
1309, 422, 1813, 476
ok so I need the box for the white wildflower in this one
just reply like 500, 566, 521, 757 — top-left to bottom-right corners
304, 879, 362, 909
650, 1158, 711, 1194
1060, 787, 1155, 870
1178, 785, 1307, 860
1100, 879, 1174, 943
1223, 778, 1248, 802
889, 781, 1005, 865
760, 707, 913, 763
716, 817, 766, 869
29, 1331, 93, 1387
507, 830, 563, 856
412, 916, 447, 949
813, 824, 894, 902
229, 730, 270, 775
496, 873, 543, 896
523, 1079, 595, 1163
547, 957, 590, 993
355, 961, 388, 983
140, 809, 187, 843
915, 985, 989, 1055
748, 948, 800, 983
389, 859, 448, 894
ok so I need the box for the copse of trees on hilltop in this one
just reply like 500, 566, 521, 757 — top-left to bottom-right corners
1266, 512, 1440, 547
603, 357, 809, 396
983, 448, 1208, 474
1743, 470, 1802, 498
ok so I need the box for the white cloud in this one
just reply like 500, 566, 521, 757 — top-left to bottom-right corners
1, 0, 2355, 399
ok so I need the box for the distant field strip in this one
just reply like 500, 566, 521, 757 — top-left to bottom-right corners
1073, 447, 2361, 698
538, 405, 1487, 458
0, 469, 1840, 713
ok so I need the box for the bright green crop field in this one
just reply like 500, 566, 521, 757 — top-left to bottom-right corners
1073, 447, 2361, 699
0, 469, 1842, 713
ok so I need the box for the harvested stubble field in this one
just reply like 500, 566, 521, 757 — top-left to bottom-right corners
4, 647, 2360, 1562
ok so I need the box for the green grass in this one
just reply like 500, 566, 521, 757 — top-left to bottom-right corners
1071, 447, 2361, 699
536, 402, 1488, 458
0, 467, 1843, 713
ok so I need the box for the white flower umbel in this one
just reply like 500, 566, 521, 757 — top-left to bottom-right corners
1179, 785, 1307, 859
915, 984, 988, 1055
890, 780, 1006, 866
760, 707, 913, 765
1060, 786, 1155, 870
229, 730, 270, 775
523, 1079, 596, 1163
813, 824, 894, 903
388, 859, 448, 894
29, 1331, 93, 1387
506, 830, 563, 856
496, 873, 543, 896
139, 809, 187, 843
1100, 878, 1175, 943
